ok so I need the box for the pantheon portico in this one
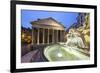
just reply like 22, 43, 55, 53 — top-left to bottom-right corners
30, 17, 66, 45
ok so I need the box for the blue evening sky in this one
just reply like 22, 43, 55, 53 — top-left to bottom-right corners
21, 10, 79, 30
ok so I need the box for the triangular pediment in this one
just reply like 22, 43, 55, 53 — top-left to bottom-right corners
31, 17, 65, 29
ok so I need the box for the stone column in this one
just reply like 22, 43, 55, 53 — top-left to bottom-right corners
58, 30, 60, 42
48, 29, 49, 44
37, 28, 40, 45
52, 29, 54, 43
43, 28, 45, 44
56, 30, 58, 42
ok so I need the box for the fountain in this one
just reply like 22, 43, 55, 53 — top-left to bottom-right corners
44, 28, 89, 61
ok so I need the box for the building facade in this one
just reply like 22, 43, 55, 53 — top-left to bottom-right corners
31, 17, 66, 45
21, 26, 32, 44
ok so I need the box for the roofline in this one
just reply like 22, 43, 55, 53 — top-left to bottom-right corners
30, 17, 66, 28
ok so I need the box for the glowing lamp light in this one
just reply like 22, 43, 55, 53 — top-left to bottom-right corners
22, 34, 25, 38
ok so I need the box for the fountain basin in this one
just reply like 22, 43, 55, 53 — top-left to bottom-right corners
44, 44, 89, 61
